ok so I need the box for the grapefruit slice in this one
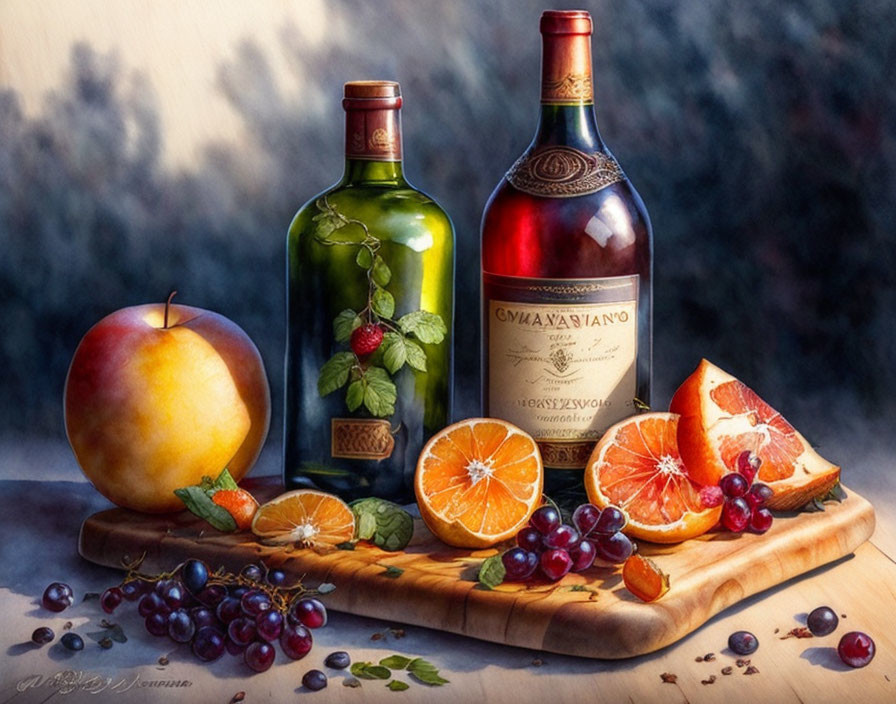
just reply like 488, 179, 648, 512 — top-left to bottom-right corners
251, 489, 355, 548
414, 418, 543, 549
670, 359, 840, 510
584, 412, 722, 543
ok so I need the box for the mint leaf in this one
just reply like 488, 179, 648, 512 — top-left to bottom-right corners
397, 310, 446, 344
380, 565, 404, 579
372, 287, 395, 319
477, 554, 506, 590
173, 486, 237, 532
318, 351, 356, 396
380, 655, 412, 669
350, 497, 414, 551
404, 339, 427, 372
312, 198, 348, 241
351, 662, 392, 680
334, 309, 362, 343
387, 680, 409, 691
381, 332, 408, 374
212, 467, 239, 491
372, 255, 392, 286
356, 247, 373, 268
407, 658, 449, 686
346, 380, 365, 411
362, 367, 397, 417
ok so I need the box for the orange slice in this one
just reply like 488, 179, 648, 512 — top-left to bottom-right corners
622, 554, 670, 602
670, 359, 840, 510
251, 489, 355, 548
584, 412, 721, 543
414, 418, 543, 549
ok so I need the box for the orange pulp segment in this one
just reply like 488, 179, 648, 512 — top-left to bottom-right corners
251, 489, 355, 548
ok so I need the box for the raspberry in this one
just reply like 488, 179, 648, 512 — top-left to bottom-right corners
350, 324, 384, 356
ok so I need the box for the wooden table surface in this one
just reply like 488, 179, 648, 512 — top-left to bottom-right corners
1, 437, 895, 703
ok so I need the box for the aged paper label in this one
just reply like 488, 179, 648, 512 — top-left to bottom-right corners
485, 274, 639, 468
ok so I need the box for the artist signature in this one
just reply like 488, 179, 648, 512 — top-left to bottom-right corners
15, 670, 192, 696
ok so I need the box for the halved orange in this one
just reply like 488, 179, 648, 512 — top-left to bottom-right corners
251, 489, 355, 548
670, 359, 840, 510
584, 412, 721, 543
414, 418, 543, 549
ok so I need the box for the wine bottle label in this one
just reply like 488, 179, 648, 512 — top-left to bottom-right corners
344, 104, 402, 161
484, 273, 639, 469
331, 418, 395, 460
506, 146, 625, 198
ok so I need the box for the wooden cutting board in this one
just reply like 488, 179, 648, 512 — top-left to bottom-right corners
78, 479, 875, 659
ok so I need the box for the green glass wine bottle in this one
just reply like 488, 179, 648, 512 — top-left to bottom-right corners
284, 81, 454, 503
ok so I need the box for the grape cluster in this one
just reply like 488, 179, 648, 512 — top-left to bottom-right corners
503, 503, 634, 583
702, 451, 774, 534
103, 559, 327, 672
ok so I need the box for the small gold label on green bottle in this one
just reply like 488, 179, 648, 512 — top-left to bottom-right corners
331, 418, 395, 460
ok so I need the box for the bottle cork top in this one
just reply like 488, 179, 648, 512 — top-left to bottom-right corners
540, 10, 592, 35
343, 81, 401, 100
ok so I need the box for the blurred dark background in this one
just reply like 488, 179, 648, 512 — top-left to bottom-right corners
2, 0, 894, 455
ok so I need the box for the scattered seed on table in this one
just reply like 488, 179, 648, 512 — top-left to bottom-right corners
745, 666, 760, 675
703, 653, 715, 662
158, 656, 169, 666
722, 666, 733, 675
701, 675, 716, 685
695, 656, 703, 662
230, 692, 245, 703
660, 673, 678, 684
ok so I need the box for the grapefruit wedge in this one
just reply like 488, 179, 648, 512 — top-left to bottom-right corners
670, 359, 840, 511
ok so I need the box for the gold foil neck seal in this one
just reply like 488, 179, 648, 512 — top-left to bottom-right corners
343, 80, 402, 160
540, 10, 594, 104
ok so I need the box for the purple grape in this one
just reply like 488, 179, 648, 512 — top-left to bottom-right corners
722, 497, 751, 532
240, 589, 272, 617
100, 587, 123, 614
180, 559, 209, 595
230, 586, 249, 599
197, 584, 227, 607
280, 624, 313, 660
167, 609, 196, 643
227, 617, 257, 647
145, 612, 169, 637
745, 483, 774, 509
570, 539, 596, 572
501, 548, 538, 581
138, 592, 169, 617
749, 507, 774, 534
324, 651, 350, 669
594, 506, 627, 535
572, 503, 601, 536
245, 641, 275, 672
594, 532, 634, 563
736, 450, 761, 484
544, 524, 581, 550
60, 632, 83, 651
225, 637, 246, 656
192, 627, 226, 662
720, 472, 749, 498
120, 579, 148, 602
160, 581, 186, 610
516, 526, 543, 552
41, 582, 74, 612
302, 669, 328, 691
216, 597, 242, 624
190, 606, 218, 630
838, 631, 875, 668
267, 569, 287, 587
256, 609, 284, 642
807, 606, 839, 637
241, 564, 264, 582
31, 627, 54, 645
289, 598, 327, 629
728, 630, 759, 655
539, 549, 573, 581
529, 505, 561, 535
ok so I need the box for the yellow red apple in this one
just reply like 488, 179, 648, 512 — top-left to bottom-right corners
64, 296, 271, 513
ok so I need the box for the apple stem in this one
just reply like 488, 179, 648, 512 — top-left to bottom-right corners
164, 290, 178, 329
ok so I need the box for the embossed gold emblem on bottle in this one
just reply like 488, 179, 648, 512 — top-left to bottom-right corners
506, 145, 625, 198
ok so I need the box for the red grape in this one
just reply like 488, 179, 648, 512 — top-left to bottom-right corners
749, 507, 774, 534
837, 631, 875, 668
502, 548, 539, 581
572, 504, 601, 536
280, 624, 313, 660
100, 587, 123, 614
516, 526, 543, 552
721, 497, 751, 532
594, 506, 627, 535
539, 549, 572, 581
193, 627, 226, 661
529, 506, 561, 535
289, 598, 327, 629
720, 472, 749, 498
42, 582, 74, 612
244, 641, 276, 673
543, 524, 580, 550
594, 532, 633, 563
569, 539, 596, 572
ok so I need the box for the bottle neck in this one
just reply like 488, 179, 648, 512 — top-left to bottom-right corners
341, 158, 405, 186
535, 26, 603, 151
342, 99, 404, 185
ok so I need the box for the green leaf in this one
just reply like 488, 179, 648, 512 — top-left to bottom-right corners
372, 256, 392, 286
311, 199, 348, 241
343, 677, 362, 688
372, 287, 395, 319
397, 310, 447, 344
404, 339, 427, 372
380, 565, 404, 579
380, 655, 412, 669
356, 247, 374, 269
87, 624, 127, 644
346, 380, 365, 411
387, 680, 410, 691
407, 658, 449, 686
477, 554, 506, 590
800, 482, 847, 513
381, 332, 408, 374
334, 309, 362, 343
351, 662, 392, 680
362, 367, 397, 417
318, 351, 356, 396
357, 512, 377, 541
173, 486, 237, 532
211, 467, 239, 491
350, 498, 415, 551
